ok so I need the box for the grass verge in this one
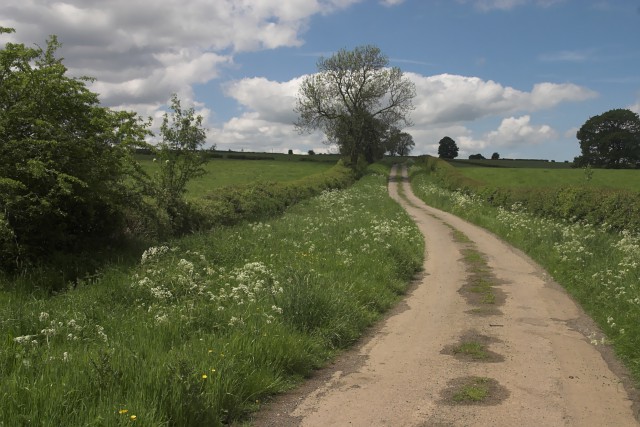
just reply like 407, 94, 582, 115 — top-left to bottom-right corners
0, 166, 423, 426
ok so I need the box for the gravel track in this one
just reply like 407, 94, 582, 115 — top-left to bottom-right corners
251, 165, 639, 426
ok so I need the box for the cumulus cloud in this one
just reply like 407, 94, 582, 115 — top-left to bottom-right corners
0, 0, 360, 110
407, 73, 596, 125
212, 72, 591, 154
629, 99, 640, 115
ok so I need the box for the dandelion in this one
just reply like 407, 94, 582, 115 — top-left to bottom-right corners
119, 409, 129, 415
130, 414, 137, 421
202, 374, 208, 379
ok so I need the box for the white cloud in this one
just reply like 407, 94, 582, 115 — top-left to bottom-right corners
486, 115, 556, 146
629, 99, 640, 115
0, 0, 360, 111
407, 73, 596, 125
212, 72, 592, 155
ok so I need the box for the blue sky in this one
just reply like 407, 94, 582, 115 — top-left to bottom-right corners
2, 0, 639, 160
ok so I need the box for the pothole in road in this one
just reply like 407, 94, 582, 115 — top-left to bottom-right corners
441, 330, 504, 363
440, 376, 510, 406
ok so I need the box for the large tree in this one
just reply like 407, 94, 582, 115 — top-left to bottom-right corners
437, 136, 458, 159
574, 109, 640, 168
295, 45, 415, 164
0, 28, 150, 266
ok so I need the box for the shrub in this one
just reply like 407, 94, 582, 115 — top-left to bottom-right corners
0, 28, 150, 268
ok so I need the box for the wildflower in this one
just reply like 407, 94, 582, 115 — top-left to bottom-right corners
130, 414, 137, 421
202, 374, 208, 379
39, 312, 50, 322
119, 409, 129, 415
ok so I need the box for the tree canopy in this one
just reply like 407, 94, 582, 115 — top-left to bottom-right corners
0, 27, 150, 267
437, 136, 458, 159
384, 127, 415, 156
295, 45, 415, 164
574, 108, 640, 169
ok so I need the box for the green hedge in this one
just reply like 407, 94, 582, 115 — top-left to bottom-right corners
415, 155, 640, 233
186, 163, 356, 231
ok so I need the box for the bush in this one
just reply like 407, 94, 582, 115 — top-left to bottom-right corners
0, 28, 150, 268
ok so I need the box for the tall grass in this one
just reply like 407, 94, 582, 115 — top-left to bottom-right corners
410, 166, 640, 384
0, 167, 423, 426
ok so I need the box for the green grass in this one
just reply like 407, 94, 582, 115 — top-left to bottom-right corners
138, 158, 336, 198
0, 166, 423, 426
454, 167, 640, 192
447, 158, 572, 169
452, 377, 491, 402
452, 342, 489, 360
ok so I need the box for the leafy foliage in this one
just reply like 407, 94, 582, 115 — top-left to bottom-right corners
295, 45, 415, 164
574, 108, 640, 169
437, 136, 458, 159
0, 28, 150, 268
152, 94, 209, 233
384, 127, 415, 156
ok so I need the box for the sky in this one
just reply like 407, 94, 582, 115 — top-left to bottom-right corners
1, 0, 639, 161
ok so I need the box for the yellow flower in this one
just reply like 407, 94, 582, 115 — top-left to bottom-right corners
202, 374, 208, 379
208, 349, 213, 353
211, 368, 216, 373
130, 415, 137, 421
119, 409, 129, 415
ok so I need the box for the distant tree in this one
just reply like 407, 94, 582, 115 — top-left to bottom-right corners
384, 127, 415, 156
438, 136, 458, 159
295, 45, 415, 165
491, 152, 500, 160
573, 109, 640, 168
469, 153, 486, 160
288, 149, 294, 155
308, 149, 315, 155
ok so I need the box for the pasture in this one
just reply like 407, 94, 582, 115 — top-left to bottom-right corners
137, 155, 337, 198
454, 167, 640, 192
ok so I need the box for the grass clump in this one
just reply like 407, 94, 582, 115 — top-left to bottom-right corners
452, 377, 491, 402
452, 342, 489, 360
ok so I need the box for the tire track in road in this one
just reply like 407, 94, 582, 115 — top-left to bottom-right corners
253, 165, 639, 426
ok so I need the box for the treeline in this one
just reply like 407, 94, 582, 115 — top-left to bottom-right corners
415, 156, 640, 234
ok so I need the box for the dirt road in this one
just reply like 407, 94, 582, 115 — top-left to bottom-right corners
252, 165, 639, 426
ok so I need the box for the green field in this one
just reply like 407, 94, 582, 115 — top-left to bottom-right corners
138, 157, 336, 198
455, 167, 640, 192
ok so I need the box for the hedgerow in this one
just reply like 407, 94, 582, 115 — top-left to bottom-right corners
414, 156, 640, 234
